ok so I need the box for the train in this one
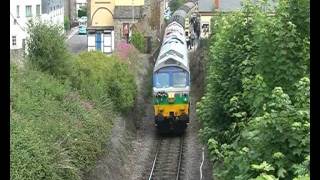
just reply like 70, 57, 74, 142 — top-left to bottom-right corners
152, 1, 197, 134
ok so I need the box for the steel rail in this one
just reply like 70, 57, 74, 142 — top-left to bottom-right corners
175, 137, 184, 180
148, 138, 162, 180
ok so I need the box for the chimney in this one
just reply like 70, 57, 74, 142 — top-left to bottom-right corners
214, 0, 220, 10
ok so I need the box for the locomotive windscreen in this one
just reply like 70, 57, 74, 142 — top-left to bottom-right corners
153, 67, 189, 88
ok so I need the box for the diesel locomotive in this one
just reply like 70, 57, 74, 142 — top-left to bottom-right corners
153, 1, 197, 134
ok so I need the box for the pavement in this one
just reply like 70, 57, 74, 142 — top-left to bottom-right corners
66, 26, 88, 54
66, 26, 79, 41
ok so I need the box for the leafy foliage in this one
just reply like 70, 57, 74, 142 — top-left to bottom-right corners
78, 6, 87, 18
10, 65, 113, 180
196, 0, 309, 179
26, 20, 72, 79
70, 51, 137, 113
131, 31, 145, 53
169, 0, 186, 12
12, 23, 139, 180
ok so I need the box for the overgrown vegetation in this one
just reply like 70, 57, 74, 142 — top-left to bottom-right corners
169, 0, 186, 12
10, 64, 114, 180
11, 21, 138, 180
131, 31, 145, 53
26, 20, 72, 79
78, 6, 87, 18
70, 51, 137, 113
196, 0, 310, 179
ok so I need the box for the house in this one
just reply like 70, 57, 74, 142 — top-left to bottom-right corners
198, 0, 276, 39
87, 0, 144, 54
10, 0, 42, 50
10, 0, 64, 50
113, 1, 144, 45
198, 0, 214, 39
41, 0, 64, 26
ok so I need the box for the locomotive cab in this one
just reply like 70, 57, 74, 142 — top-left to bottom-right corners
153, 66, 190, 134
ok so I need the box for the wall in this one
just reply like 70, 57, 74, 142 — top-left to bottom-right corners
115, 0, 144, 6
113, 18, 139, 47
41, 8, 64, 28
90, 0, 115, 27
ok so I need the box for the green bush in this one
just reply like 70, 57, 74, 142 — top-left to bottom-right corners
131, 31, 145, 53
169, 0, 186, 12
78, 6, 87, 18
70, 51, 137, 113
196, 0, 310, 179
10, 64, 114, 180
26, 20, 72, 79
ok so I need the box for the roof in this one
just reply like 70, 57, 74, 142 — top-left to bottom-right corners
114, 6, 143, 19
219, 0, 277, 12
155, 34, 189, 72
220, 0, 241, 12
198, 0, 214, 12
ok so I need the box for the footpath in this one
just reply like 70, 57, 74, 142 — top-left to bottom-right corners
66, 26, 79, 41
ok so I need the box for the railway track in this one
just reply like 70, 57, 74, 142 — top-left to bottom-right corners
147, 136, 185, 180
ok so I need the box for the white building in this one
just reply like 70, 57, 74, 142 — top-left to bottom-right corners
10, 0, 64, 50
10, 0, 42, 49
41, 0, 64, 27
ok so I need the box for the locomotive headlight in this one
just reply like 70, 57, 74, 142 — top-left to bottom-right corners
168, 92, 175, 103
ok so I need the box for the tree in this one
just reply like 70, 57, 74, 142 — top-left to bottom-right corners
78, 6, 87, 18
26, 20, 72, 79
169, 0, 186, 12
131, 31, 145, 53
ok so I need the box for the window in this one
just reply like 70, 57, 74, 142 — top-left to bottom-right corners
12, 36, 16, 46
155, 73, 170, 88
36, 5, 40, 16
16, 5, 20, 18
173, 72, 187, 87
26, 5, 32, 17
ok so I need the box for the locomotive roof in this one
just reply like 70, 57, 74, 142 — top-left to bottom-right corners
154, 36, 189, 72
164, 22, 185, 40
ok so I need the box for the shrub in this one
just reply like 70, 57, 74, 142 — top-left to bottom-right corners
196, 0, 310, 179
70, 51, 137, 113
26, 20, 72, 79
10, 64, 114, 180
169, 0, 186, 12
78, 6, 87, 18
131, 31, 145, 53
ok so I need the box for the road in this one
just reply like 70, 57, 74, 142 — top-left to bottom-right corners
66, 27, 87, 54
